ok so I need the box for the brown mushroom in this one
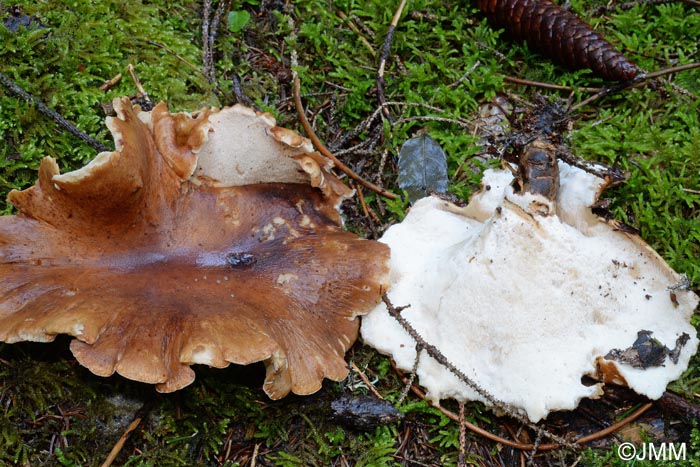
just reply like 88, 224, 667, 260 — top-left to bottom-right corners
0, 98, 389, 398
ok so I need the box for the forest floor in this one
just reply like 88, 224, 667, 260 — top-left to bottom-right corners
1, 1, 699, 466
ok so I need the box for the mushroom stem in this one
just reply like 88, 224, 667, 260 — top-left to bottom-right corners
292, 75, 398, 200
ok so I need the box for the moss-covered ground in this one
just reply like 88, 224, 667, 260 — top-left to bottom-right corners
1, 0, 699, 466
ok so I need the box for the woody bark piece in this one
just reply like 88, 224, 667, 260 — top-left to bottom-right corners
0, 98, 389, 398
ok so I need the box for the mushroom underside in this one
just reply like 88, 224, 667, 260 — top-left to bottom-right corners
361, 163, 699, 422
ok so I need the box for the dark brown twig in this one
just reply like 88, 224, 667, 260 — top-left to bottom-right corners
0, 71, 109, 152
376, 0, 408, 122
567, 61, 700, 113
395, 365, 653, 451
656, 391, 700, 423
382, 294, 659, 450
457, 401, 468, 467
587, 0, 700, 16
293, 75, 398, 200
503, 75, 602, 93
640, 61, 700, 80
145, 40, 203, 73
382, 294, 525, 422
202, 0, 214, 83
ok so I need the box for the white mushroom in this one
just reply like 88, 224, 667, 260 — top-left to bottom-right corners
361, 161, 698, 422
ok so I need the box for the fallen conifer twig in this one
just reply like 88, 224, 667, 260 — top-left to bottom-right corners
201, 0, 230, 89
144, 39, 203, 74
376, 0, 408, 122
333, 101, 451, 154
457, 401, 468, 467
292, 74, 398, 200
381, 294, 575, 448
202, 0, 214, 83
336, 9, 376, 57
567, 61, 700, 113
0, 71, 110, 152
587, 0, 700, 17
350, 361, 384, 399
503, 75, 602, 93
527, 426, 545, 467
127, 64, 151, 106
394, 364, 654, 451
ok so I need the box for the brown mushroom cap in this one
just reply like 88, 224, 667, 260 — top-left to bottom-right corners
0, 98, 389, 397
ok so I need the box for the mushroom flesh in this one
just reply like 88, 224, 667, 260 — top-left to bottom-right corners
361, 161, 698, 422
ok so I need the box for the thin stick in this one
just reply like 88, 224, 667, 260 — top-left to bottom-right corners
639, 61, 700, 80
567, 61, 700, 113
208, 0, 229, 50
526, 426, 544, 467
100, 417, 142, 467
588, 0, 700, 16
457, 401, 468, 467
567, 82, 630, 114
293, 75, 398, 200
395, 369, 537, 450
127, 64, 150, 103
383, 295, 522, 421
250, 443, 260, 467
99, 73, 122, 91
503, 75, 602, 93
336, 10, 376, 57
396, 366, 652, 451
0, 72, 109, 152
376, 0, 408, 122
334, 101, 449, 152
448, 61, 481, 89
382, 294, 575, 448
231, 73, 256, 108
392, 115, 472, 130
397, 346, 420, 405
145, 40, 203, 73
350, 361, 384, 399
355, 183, 371, 218
202, 0, 214, 83
572, 403, 653, 445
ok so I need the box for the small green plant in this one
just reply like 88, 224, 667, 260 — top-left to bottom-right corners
228, 10, 251, 33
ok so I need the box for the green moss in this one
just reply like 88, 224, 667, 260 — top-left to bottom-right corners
0, 0, 214, 214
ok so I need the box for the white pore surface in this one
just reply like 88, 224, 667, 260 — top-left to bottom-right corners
361, 162, 699, 422
194, 105, 309, 185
